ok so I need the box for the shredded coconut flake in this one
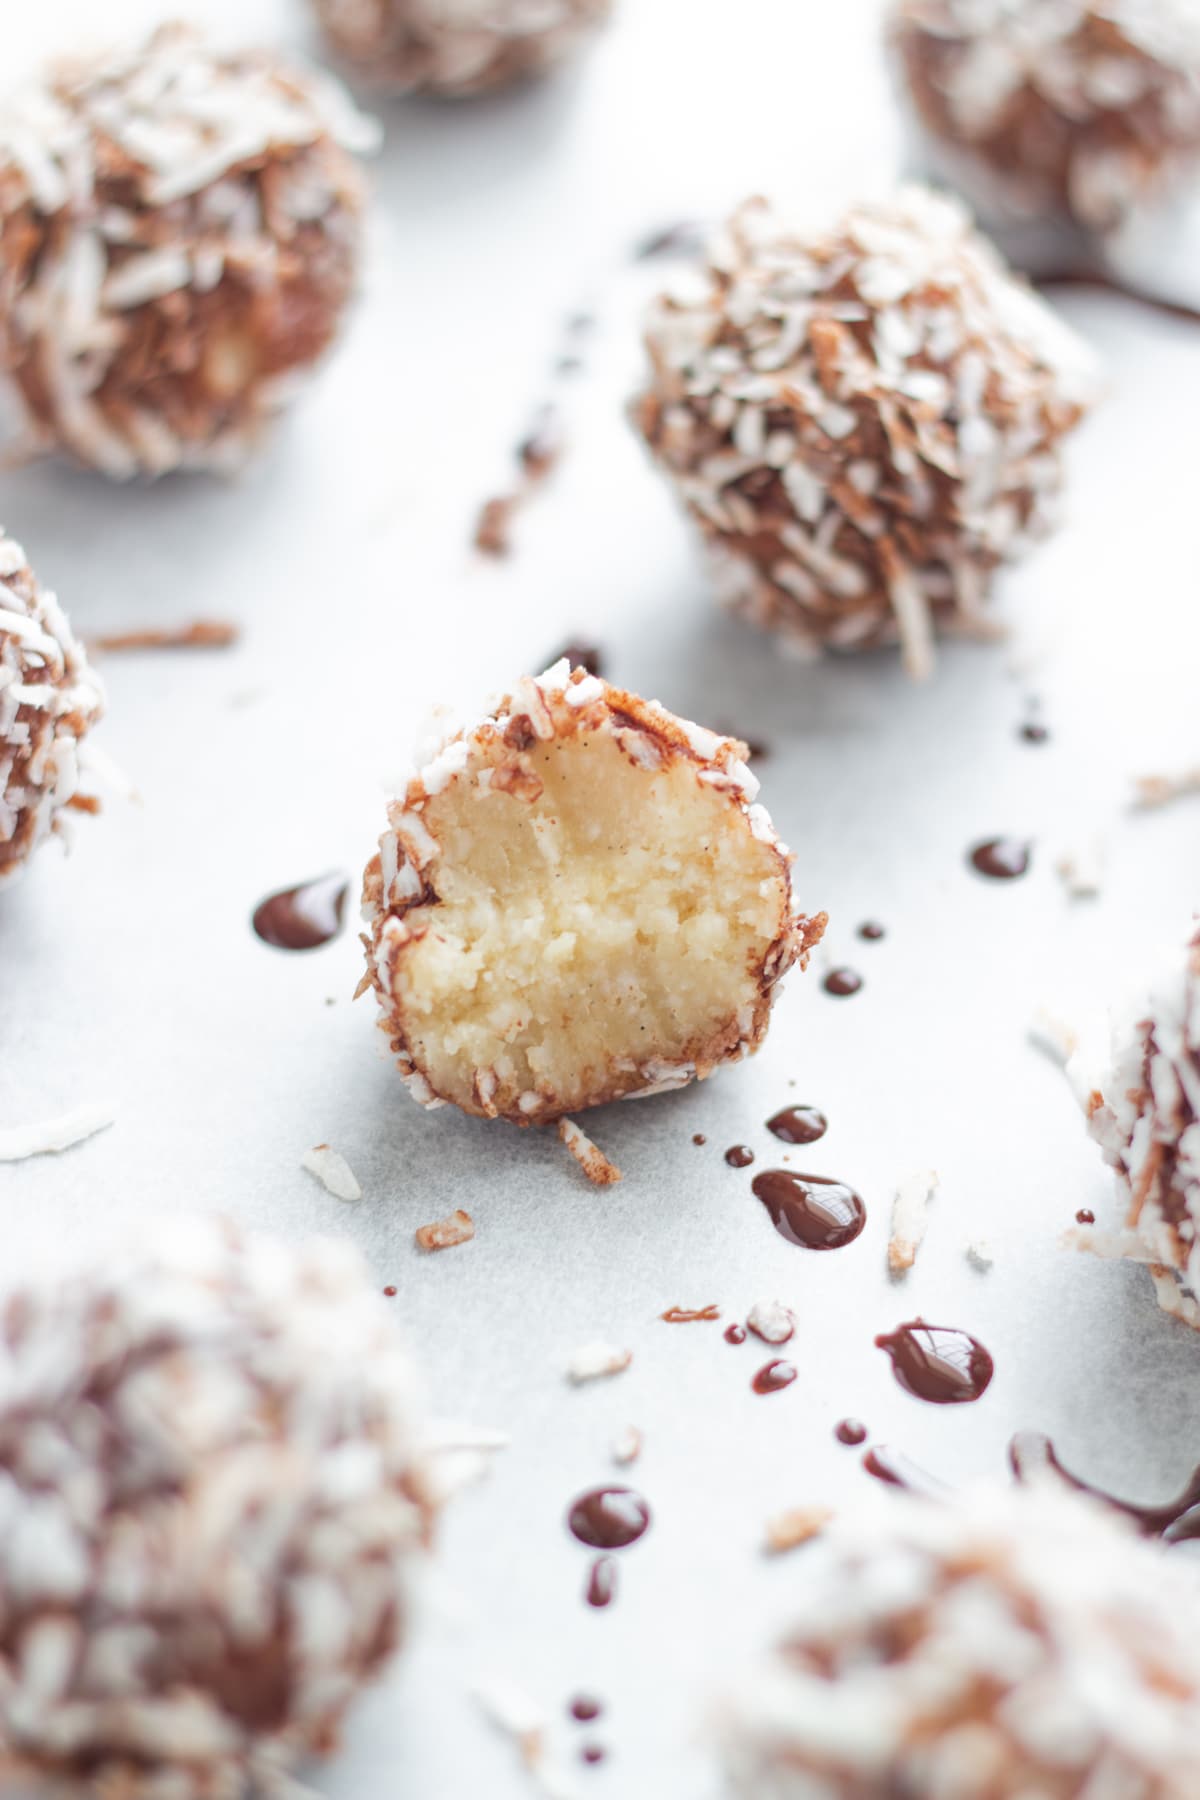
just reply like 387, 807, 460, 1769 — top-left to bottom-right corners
0, 1099, 115, 1161
566, 1343, 632, 1384
888, 1169, 940, 1273
300, 1142, 362, 1202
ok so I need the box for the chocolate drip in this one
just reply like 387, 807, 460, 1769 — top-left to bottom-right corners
752, 1171, 866, 1250
835, 1418, 867, 1446
661, 1305, 719, 1323
725, 1145, 755, 1168
585, 1556, 617, 1607
969, 838, 1031, 880
569, 1696, 602, 1722
1010, 1433, 1200, 1543
724, 1323, 747, 1345
862, 1445, 951, 1495
858, 920, 886, 941
766, 1105, 828, 1145
752, 1359, 797, 1395
823, 967, 863, 996
252, 873, 348, 951
568, 1487, 651, 1551
875, 1321, 994, 1404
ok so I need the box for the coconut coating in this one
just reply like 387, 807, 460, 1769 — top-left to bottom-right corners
890, 0, 1200, 237
361, 660, 825, 1125
0, 25, 378, 480
0, 1216, 435, 1797
631, 187, 1093, 678
313, 0, 611, 96
720, 1484, 1200, 1799
1072, 927, 1200, 1329
0, 526, 102, 888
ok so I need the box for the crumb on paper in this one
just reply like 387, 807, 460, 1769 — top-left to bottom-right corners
888, 1170, 940, 1274
300, 1142, 362, 1202
765, 1505, 833, 1555
747, 1299, 795, 1344
966, 1239, 995, 1270
90, 619, 239, 653
661, 1304, 720, 1322
1055, 839, 1104, 899
1028, 1006, 1079, 1068
0, 1100, 115, 1162
1132, 768, 1200, 810
474, 494, 516, 557
566, 1342, 632, 1384
558, 1117, 622, 1186
1063, 1224, 1155, 1264
415, 1208, 475, 1252
612, 1425, 642, 1466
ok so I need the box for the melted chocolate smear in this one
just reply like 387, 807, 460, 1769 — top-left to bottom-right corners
725, 1144, 755, 1168
724, 1322, 747, 1345
1076, 1207, 1095, 1225
876, 1321, 995, 1405
634, 218, 708, 261
252, 873, 348, 952
1010, 1432, 1200, 1543
752, 1171, 867, 1251
862, 1444, 951, 1496
752, 1359, 797, 1395
568, 1487, 651, 1551
581, 1744, 607, 1765
835, 1418, 868, 1446
569, 1696, 603, 1723
585, 1556, 617, 1608
858, 920, 886, 941
1039, 269, 1200, 327
1020, 722, 1050, 745
767, 1105, 828, 1146
692, 1133, 707, 1146
823, 967, 863, 997
661, 1304, 720, 1323
969, 838, 1032, 880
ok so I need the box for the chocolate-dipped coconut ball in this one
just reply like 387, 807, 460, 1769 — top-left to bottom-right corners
720, 1485, 1200, 1798
1071, 927, 1200, 1327
313, 0, 611, 96
631, 187, 1093, 678
0, 25, 378, 479
362, 659, 825, 1124
0, 1216, 435, 1795
0, 526, 102, 887
890, 0, 1200, 242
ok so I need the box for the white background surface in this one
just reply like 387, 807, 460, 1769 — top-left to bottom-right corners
3, 2, 1200, 1796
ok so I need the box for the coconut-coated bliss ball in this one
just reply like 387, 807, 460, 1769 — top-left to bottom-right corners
0, 525, 102, 888
0, 1216, 436, 1797
1071, 926, 1200, 1328
631, 186, 1093, 678
889, 0, 1200, 241
313, 0, 612, 96
720, 1484, 1200, 1799
361, 660, 825, 1125
0, 25, 379, 479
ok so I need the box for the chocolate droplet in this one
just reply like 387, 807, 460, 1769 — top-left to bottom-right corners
752, 1171, 866, 1250
725, 1144, 755, 1168
569, 1696, 603, 1723
969, 838, 1031, 881
568, 1487, 651, 1550
875, 1321, 994, 1405
858, 920, 886, 941
823, 967, 863, 997
585, 1556, 617, 1608
252, 873, 348, 951
724, 1323, 747, 1345
752, 1359, 797, 1395
835, 1418, 867, 1446
767, 1105, 827, 1145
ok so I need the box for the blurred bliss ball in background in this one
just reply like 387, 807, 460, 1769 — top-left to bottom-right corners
312, 0, 612, 96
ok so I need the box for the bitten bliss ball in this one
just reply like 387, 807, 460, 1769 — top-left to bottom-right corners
720, 1485, 1200, 1798
313, 0, 611, 96
0, 25, 378, 479
0, 526, 102, 887
632, 187, 1092, 678
362, 660, 824, 1125
0, 1217, 436, 1796
1071, 927, 1200, 1328
889, 0, 1200, 243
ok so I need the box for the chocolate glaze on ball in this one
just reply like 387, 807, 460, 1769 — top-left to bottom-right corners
0, 1216, 436, 1796
632, 187, 1092, 679
0, 526, 102, 886
0, 25, 378, 478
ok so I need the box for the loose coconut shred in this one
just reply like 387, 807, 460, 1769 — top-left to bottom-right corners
631, 187, 1093, 677
361, 660, 824, 1126
0, 24, 378, 478
0, 527, 103, 886
1070, 927, 1200, 1328
0, 1216, 437, 1799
